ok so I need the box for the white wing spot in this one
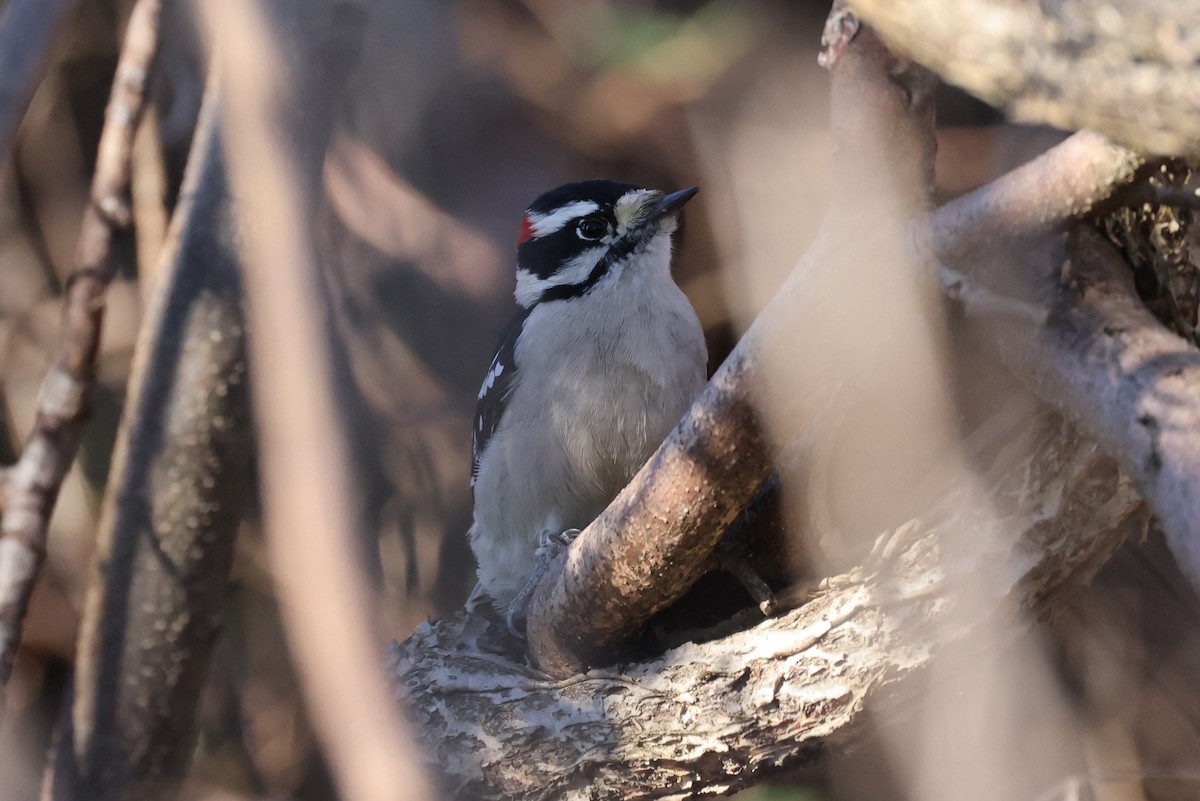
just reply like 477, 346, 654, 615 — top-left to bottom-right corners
478, 360, 505, 399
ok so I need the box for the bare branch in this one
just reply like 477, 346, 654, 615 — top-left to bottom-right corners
932, 131, 1145, 271
976, 226, 1200, 591
522, 10, 1162, 678
200, 1, 435, 800
396, 404, 1146, 799
0, 0, 162, 694
847, 0, 1200, 156
0, 0, 79, 164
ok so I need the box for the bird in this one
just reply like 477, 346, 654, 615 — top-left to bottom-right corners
467, 180, 708, 634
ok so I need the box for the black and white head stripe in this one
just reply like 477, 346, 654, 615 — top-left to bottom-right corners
471, 307, 530, 490
514, 180, 676, 308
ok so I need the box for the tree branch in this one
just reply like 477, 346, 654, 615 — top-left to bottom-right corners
975, 226, 1200, 590
846, 0, 1200, 156
0, 0, 162, 695
42, 69, 253, 801
395, 401, 1146, 799
525, 5, 1157, 678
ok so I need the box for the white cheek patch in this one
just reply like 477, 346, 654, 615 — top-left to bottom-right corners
515, 246, 606, 307
527, 201, 600, 238
613, 189, 655, 233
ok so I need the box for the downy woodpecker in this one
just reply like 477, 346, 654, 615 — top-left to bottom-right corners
468, 180, 707, 632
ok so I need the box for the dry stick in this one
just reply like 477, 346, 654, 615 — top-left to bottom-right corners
41, 75, 254, 801
931, 130, 1144, 270
201, 1, 435, 800
0, 0, 80, 163
0, 0, 162, 693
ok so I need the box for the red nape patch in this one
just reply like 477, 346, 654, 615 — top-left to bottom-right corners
517, 214, 535, 245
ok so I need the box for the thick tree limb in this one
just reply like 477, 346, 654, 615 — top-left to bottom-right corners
201, 1, 435, 800
43, 74, 253, 801
0, 0, 79, 164
395, 403, 1146, 799
0, 0, 162, 695
846, 0, 1200, 157
979, 226, 1200, 590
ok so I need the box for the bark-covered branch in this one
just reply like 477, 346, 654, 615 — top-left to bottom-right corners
979, 226, 1200, 590
395, 402, 1147, 799
846, 0, 1200, 156
42, 74, 254, 801
0, 0, 162, 694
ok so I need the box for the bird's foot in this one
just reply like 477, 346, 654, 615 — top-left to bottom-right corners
506, 528, 582, 638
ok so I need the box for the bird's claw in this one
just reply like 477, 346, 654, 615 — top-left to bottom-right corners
506, 528, 582, 638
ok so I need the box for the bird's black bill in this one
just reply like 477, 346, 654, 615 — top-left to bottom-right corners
653, 186, 699, 219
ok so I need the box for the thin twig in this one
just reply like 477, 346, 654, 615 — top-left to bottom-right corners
0, 0, 162, 693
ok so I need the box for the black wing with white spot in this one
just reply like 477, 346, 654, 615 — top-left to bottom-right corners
472, 308, 531, 490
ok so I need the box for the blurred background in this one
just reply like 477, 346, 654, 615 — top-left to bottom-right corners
0, 0, 1198, 799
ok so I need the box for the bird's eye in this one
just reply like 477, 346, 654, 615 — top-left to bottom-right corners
576, 217, 608, 241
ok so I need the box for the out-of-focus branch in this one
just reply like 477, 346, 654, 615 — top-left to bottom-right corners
200, 1, 435, 800
0, 0, 162, 694
846, 0, 1200, 156
42, 72, 253, 801
0, 0, 79, 163
396, 403, 1146, 799
932, 131, 1145, 270
974, 226, 1200, 591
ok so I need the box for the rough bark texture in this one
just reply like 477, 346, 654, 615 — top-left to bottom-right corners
847, 0, 1200, 156
394, 402, 1146, 799
0, 0, 162, 693
43, 75, 253, 801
